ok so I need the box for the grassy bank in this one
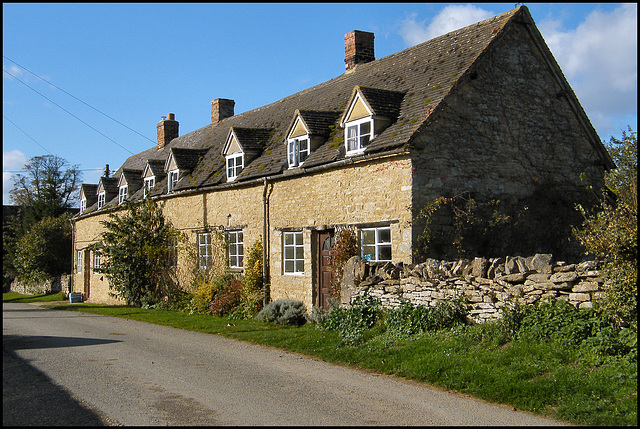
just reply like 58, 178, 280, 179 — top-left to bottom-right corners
4, 292, 636, 426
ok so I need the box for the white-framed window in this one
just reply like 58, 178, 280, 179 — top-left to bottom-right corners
287, 137, 310, 168
198, 232, 212, 269
345, 117, 373, 155
144, 177, 155, 197
80, 198, 87, 213
77, 250, 83, 273
168, 170, 179, 193
118, 185, 128, 204
361, 227, 391, 262
227, 230, 244, 268
97, 192, 106, 209
226, 153, 244, 181
283, 231, 304, 274
93, 251, 101, 272
168, 236, 178, 268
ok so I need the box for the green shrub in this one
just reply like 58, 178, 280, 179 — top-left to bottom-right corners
322, 294, 382, 346
306, 305, 330, 325
239, 241, 264, 317
508, 297, 636, 364
256, 299, 307, 326
384, 298, 469, 339
430, 297, 469, 330
189, 274, 234, 315
384, 299, 433, 338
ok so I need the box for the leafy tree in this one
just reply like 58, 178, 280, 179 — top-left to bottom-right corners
573, 127, 637, 328
13, 214, 73, 285
4, 155, 81, 282
93, 198, 180, 307
9, 154, 81, 229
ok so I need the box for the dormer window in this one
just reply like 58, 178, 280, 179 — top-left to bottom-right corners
80, 198, 87, 213
118, 185, 128, 204
97, 192, 106, 209
144, 177, 155, 197
340, 86, 405, 157
287, 137, 309, 168
226, 153, 244, 181
168, 169, 179, 193
345, 117, 372, 154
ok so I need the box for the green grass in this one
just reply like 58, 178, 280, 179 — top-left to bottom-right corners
3, 291, 66, 303
5, 292, 636, 426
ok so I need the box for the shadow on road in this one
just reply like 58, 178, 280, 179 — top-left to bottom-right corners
4, 334, 121, 351
2, 345, 118, 426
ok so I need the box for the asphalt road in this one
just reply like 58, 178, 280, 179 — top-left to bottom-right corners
3, 302, 567, 426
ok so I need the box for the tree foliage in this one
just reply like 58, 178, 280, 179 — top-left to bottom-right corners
4, 155, 81, 283
9, 154, 81, 228
13, 214, 73, 284
573, 127, 637, 328
93, 198, 180, 307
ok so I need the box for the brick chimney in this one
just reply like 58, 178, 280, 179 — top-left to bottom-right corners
211, 98, 235, 124
157, 113, 179, 150
345, 30, 375, 72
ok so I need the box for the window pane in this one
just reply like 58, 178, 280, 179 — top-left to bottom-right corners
295, 232, 303, 245
295, 246, 304, 260
362, 245, 375, 261
284, 246, 294, 260
295, 260, 304, 273
360, 121, 371, 135
378, 228, 391, 243
362, 230, 375, 245
379, 245, 392, 261
284, 233, 293, 246
285, 260, 294, 273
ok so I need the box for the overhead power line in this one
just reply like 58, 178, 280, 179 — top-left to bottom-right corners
3, 66, 135, 155
2, 114, 53, 155
3, 56, 156, 146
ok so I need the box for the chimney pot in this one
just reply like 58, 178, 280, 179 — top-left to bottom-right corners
212, 98, 235, 124
157, 113, 179, 150
345, 30, 375, 72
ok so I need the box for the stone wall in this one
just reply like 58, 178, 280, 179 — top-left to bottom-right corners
11, 274, 71, 296
341, 254, 606, 323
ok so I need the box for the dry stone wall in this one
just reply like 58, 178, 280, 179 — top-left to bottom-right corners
342, 254, 606, 323
10, 274, 71, 296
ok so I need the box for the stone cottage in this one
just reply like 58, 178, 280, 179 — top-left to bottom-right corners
71, 6, 614, 310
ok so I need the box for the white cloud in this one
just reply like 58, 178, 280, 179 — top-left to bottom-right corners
536, 4, 637, 139
3, 149, 27, 205
400, 5, 493, 45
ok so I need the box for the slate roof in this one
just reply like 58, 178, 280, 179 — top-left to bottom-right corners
293, 110, 342, 137
81, 184, 98, 204
228, 127, 273, 153
79, 5, 611, 211
120, 169, 143, 191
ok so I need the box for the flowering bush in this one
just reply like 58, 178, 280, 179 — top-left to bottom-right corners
209, 277, 242, 316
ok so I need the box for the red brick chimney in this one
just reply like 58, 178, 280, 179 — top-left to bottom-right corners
211, 98, 235, 124
345, 30, 375, 72
157, 113, 179, 150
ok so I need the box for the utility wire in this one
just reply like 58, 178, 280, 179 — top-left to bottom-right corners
3, 67, 135, 155
3, 56, 156, 146
2, 114, 53, 155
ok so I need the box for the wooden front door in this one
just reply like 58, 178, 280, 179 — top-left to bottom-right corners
318, 230, 335, 310
83, 249, 91, 299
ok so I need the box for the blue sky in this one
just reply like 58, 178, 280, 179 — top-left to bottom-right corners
3, 3, 637, 206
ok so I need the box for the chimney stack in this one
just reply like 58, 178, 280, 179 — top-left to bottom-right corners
211, 98, 235, 124
157, 113, 179, 150
345, 30, 375, 72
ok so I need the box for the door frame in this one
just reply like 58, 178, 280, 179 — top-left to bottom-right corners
316, 229, 335, 310
83, 249, 91, 299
